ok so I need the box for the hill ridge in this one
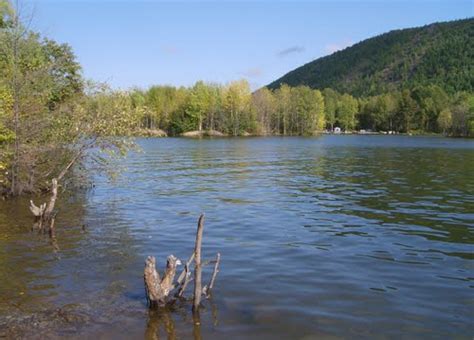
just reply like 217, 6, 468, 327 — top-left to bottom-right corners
267, 18, 474, 96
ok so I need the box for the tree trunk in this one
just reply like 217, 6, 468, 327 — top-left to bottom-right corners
11, 11, 20, 196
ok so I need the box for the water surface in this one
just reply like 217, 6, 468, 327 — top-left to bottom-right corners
1, 136, 473, 339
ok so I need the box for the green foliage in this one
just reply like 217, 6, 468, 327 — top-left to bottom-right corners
437, 109, 452, 134
337, 94, 358, 130
0, 0, 13, 28
185, 81, 212, 131
450, 92, 474, 137
289, 86, 325, 135
90, 81, 473, 138
252, 87, 276, 135
268, 19, 474, 96
223, 80, 253, 136
274, 84, 292, 135
0, 5, 135, 195
42, 39, 83, 109
323, 88, 339, 130
0, 86, 14, 143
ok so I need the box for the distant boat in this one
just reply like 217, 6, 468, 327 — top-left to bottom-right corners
334, 127, 341, 134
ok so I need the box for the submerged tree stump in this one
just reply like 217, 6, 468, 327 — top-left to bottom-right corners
144, 214, 221, 310
144, 255, 182, 307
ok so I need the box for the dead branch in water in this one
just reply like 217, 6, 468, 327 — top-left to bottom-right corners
29, 146, 87, 231
176, 255, 193, 298
177, 253, 195, 286
193, 214, 205, 310
203, 252, 220, 297
144, 214, 221, 311
30, 178, 58, 231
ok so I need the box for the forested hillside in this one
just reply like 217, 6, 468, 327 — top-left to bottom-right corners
268, 19, 473, 96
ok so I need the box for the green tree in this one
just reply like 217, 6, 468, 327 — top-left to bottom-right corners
185, 81, 211, 132
337, 94, 358, 131
397, 90, 418, 132
252, 87, 275, 135
291, 86, 325, 135
274, 84, 291, 135
437, 109, 452, 135
205, 83, 223, 132
450, 92, 474, 137
323, 88, 339, 131
0, 2, 134, 195
411, 85, 449, 131
223, 80, 252, 136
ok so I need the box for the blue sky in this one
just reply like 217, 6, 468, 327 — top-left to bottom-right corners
31, 0, 472, 90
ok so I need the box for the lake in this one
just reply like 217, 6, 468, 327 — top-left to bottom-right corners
1, 135, 473, 339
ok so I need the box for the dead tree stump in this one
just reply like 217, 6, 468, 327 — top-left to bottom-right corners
144, 214, 221, 310
144, 255, 181, 307
30, 178, 58, 232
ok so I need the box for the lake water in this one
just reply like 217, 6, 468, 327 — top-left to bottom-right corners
1, 136, 473, 339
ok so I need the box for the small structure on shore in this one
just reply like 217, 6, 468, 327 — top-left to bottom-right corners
334, 127, 341, 134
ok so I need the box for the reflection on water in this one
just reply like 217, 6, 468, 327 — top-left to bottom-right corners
0, 136, 473, 338
145, 307, 177, 340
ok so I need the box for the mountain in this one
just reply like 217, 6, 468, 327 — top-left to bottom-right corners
267, 18, 473, 96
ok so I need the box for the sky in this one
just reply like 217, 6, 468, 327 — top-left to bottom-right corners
29, 0, 473, 90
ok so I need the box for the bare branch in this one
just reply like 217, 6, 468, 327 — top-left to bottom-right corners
177, 262, 192, 298
193, 214, 205, 310
57, 137, 97, 182
203, 253, 221, 297
177, 252, 195, 285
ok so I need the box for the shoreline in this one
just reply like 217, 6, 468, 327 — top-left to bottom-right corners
130, 130, 468, 138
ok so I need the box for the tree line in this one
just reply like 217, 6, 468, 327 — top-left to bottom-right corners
99, 82, 473, 137
127, 81, 326, 136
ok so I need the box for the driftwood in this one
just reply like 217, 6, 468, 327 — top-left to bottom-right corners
144, 214, 221, 310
